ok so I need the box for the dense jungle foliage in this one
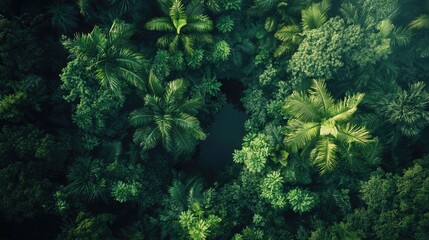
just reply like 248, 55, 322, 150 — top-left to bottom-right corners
1, 0, 429, 239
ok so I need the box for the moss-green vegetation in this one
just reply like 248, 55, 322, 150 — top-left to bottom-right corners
1, 0, 429, 239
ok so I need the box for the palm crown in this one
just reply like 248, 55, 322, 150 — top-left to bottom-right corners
274, 0, 330, 57
63, 19, 145, 96
283, 79, 372, 174
129, 71, 206, 154
145, 0, 213, 54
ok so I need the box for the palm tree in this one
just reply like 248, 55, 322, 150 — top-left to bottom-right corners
145, 0, 213, 55
160, 177, 204, 239
283, 79, 372, 174
366, 81, 429, 140
63, 19, 145, 96
129, 71, 206, 154
66, 157, 106, 200
48, 2, 79, 33
274, 0, 330, 57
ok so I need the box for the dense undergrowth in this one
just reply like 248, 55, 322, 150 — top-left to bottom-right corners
1, 0, 429, 239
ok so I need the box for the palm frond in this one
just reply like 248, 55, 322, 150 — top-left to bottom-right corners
48, 3, 79, 33
337, 123, 372, 144
157, 34, 176, 48
339, 3, 360, 24
96, 64, 121, 95
311, 136, 337, 174
285, 120, 320, 151
138, 126, 161, 150
328, 93, 364, 123
129, 108, 155, 126
170, 0, 187, 34
155, 114, 173, 150
171, 125, 195, 152
109, 0, 136, 15
169, 34, 180, 52
148, 70, 164, 96
301, 0, 330, 31
273, 43, 295, 58
390, 27, 412, 47
101, 141, 122, 162
175, 113, 206, 140
166, 78, 187, 101
409, 15, 429, 29
185, 15, 213, 33
181, 35, 195, 55
309, 79, 334, 113
274, 25, 302, 42
109, 19, 135, 43
178, 97, 203, 114
284, 91, 321, 122
146, 17, 175, 32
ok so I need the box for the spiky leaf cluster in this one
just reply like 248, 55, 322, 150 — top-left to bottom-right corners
283, 79, 371, 174
260, 171, 286, 208
286, 188, 317, 213
130, 71, 206, 154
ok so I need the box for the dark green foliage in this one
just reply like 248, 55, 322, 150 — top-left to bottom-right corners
62, 19, 145, 96
130, 71, 206, 154
48, 2, 79, 33
364, 80, 429, 148
57, 212, 115, 240
286, 188, 318, 214
66, 157, 106, 200
341, 158, 429, 239
4, 0, 429, 239
145, 0, 214, 54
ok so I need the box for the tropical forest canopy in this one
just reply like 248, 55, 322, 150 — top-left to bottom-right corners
1, 0, 429, 239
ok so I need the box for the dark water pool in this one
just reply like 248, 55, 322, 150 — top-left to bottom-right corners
198, 104, 247, 171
